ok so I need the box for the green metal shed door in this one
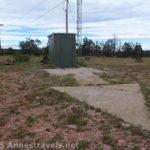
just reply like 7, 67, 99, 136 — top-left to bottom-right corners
59, 37, 73, 67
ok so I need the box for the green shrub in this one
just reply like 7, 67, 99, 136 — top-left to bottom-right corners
66, 107, 88, 127
48, 134, 63, 143
41, 55, 49, 64
78, 140, 89, 149
14, 52, 30, 63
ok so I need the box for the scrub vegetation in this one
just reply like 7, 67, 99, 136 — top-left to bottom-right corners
0, 56, 150, 150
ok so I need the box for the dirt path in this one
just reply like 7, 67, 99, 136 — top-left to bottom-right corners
53, 83, 150, 130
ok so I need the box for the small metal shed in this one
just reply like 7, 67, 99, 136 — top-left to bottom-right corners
48, 33, 76, 68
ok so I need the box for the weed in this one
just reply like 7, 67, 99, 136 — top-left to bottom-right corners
40, 74, 79, 86
26, 115, 38, 126
57, 112, 66, 120
101, 72, 132, 84
66, 106, 88, 127
140, 83, 150, 112
48, 134, 63, 143
76, 58, 87, 67
132, 146, 140, 150
2, 57, 15, 65
128, 125, 143, 136
60, 75, 79, 86
66, 114, 87, 126
89, 106, 95, 110
99, 124, 112, 134
0, 115, 8, 126
39, 113, 49, 119
12, 127, 34, 139
100, 111, 123, 129
46, 63, 56, 69
14, 52, 30, 63
77, 140, 89, 149
95, 108, 101, 113
103, 133, 116, 146
7, 106, 20, 115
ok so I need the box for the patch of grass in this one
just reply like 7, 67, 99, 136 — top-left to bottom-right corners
77, 140, 89, 149
12, 127, 34, 139
7, 106, 20, 115
76, 57, 87, 67
84, 57, 150, 111
47, 75, 79, 86
101, 111, 124, 129
99, 124, 112, 134
126, 125, 150, 138
128, 125, 144, 136
14, 52, 30, 64
38, 113, 49, 119
89, 106, 95, 110
2, 56, 15, 65
101, 72, 133, 84
48, 64, 56, 69
25, 88, 89, 110
60, 75, 79, 86
66, 114, 87, 127
141, 129, 150, 138
0, 115, 8, 127
103, 133, 117, 147
95, 108, 101, 113
57, 112, 66, 120
0, 95, 5, 102
26, 115, 38, 126
132, 146, 140, 150
48, 134, 63, 143
65, 106, 88, 127
140, 83, 150, 112
44, 89, 76, 105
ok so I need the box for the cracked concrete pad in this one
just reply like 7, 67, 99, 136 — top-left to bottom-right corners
45, 67, 108, 85
53, 83, 150, 130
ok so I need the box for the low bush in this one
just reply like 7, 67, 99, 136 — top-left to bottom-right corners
1, 57, 15, 65
14, 52, 30, 63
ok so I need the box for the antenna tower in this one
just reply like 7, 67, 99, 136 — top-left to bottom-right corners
77, 0, 82, 47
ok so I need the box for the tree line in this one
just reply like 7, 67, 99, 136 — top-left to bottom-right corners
79, 37, 143, 56
78, 37, 150, 62
0, 37, 150, 61
0, 38, 48, 56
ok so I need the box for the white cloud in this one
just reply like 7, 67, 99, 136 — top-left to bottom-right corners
0, 0, 150, 49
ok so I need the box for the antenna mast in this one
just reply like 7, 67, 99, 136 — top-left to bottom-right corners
0, 24, 4, 51
77, 0, 82, 47
65, 0, 69, 33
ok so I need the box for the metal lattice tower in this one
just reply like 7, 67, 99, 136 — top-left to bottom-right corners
65, 0, 69, 33
77, 0, 82, 47
0, 24, 4, 51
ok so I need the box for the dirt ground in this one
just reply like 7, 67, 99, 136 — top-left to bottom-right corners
0, 57, 150, 150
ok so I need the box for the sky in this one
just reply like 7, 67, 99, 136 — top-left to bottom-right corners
0, 0, 150, 50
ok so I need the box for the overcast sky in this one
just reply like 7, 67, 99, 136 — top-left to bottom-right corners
0, 0, 150, 49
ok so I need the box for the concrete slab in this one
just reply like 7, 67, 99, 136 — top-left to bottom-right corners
53, 83, 150, 130
45, 67, 108, 85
